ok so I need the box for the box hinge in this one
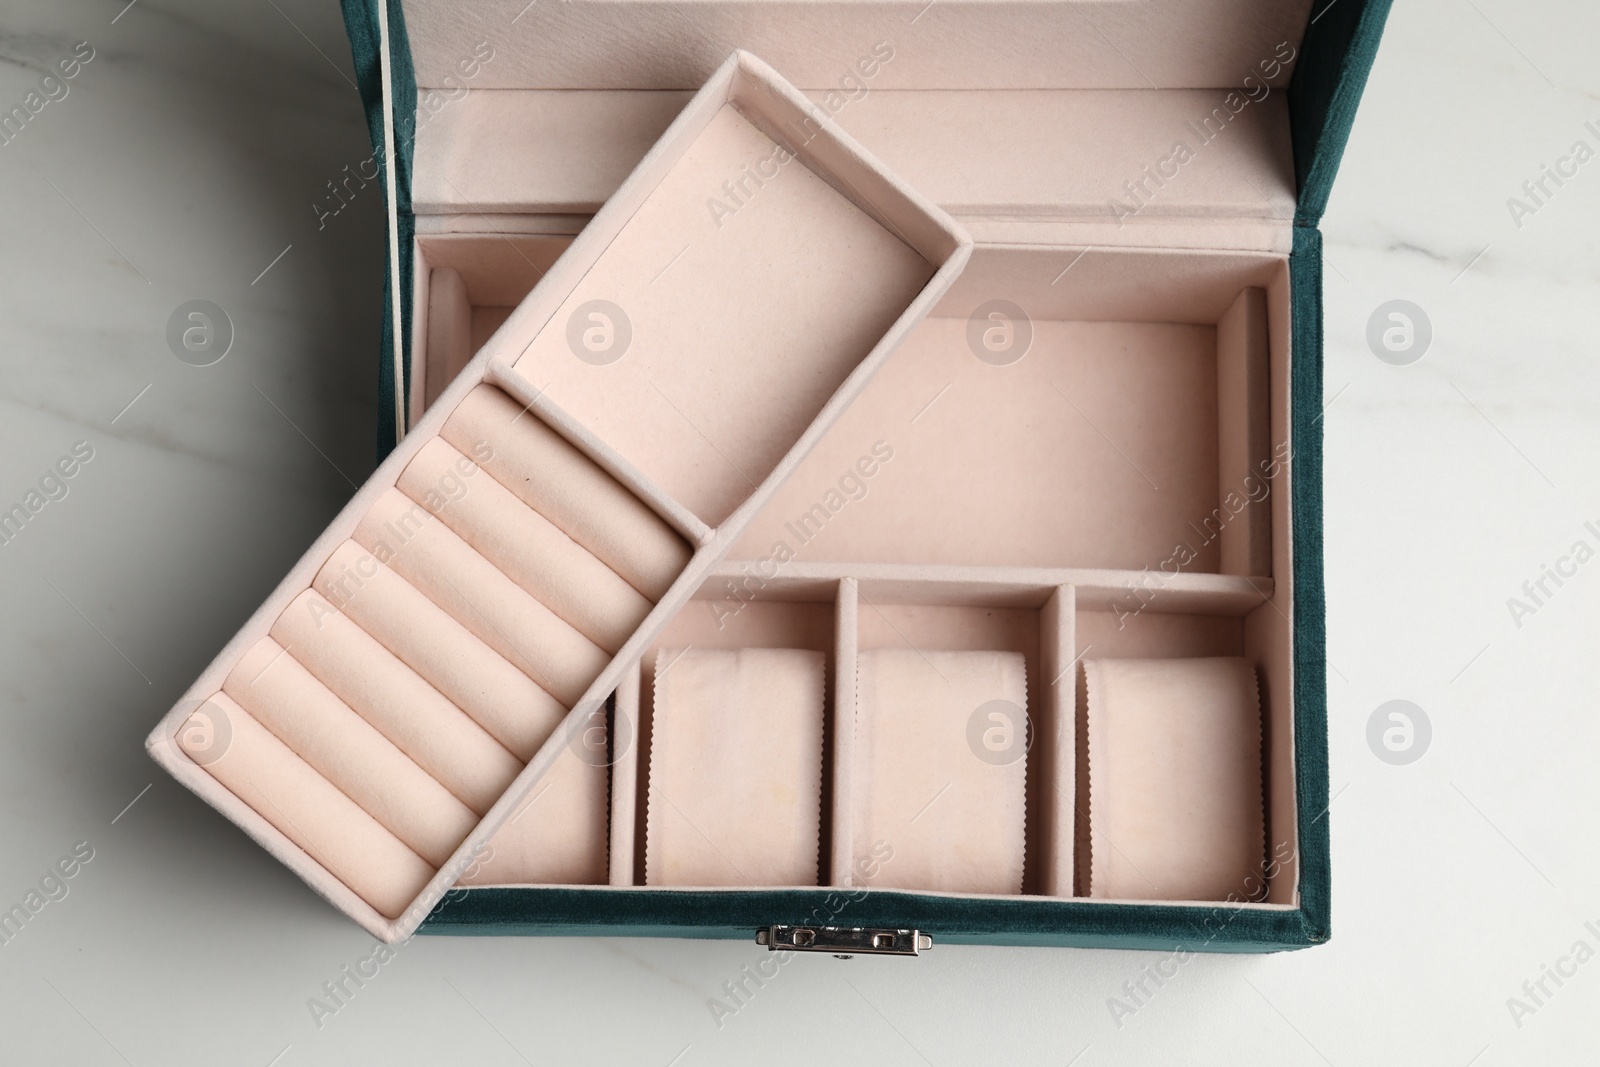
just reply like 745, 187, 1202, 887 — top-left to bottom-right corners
756, 925, 931, 958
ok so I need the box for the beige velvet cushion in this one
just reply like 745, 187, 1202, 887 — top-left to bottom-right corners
1085, 656, 1264, 901
179, 694, 433, 919
852, 649, 1028, 895
355, 489, 609, 706
459, 744, 611, 887
270, 590, 522, 816
442, 385, 691, 600
646, 648, 825, 886
223, 638, 478, 867
398, 437, 653, 654
314, 540, 566, 761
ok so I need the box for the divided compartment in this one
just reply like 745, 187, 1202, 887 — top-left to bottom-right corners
718, 245, 1303, 907
146, 50, 970, 942
602, 579, 847, 890
603, 573, 1080, 898
469, 246, 1300, 909
412, 233, 572, 414
559, 564, 1288, 905
627, 594, 839, 888
729, 246, 1281, 578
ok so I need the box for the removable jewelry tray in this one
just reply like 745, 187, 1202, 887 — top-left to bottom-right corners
145, 50, 970, 943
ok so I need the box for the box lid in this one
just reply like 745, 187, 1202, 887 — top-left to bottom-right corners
340, 0, 1392, 448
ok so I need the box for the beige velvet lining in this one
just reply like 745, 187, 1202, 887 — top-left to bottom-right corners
399, 438, 654, 654
645, 648, 825, 887
315, 540, 566, 761
356, 489, 610, 706
457, 745, 611, 887
441, 384, 691, 600
1085, 656, 1265, 902
270, 590, 522, 815
466, 249, 1292, 908
401, 0, 1314, 92
424, 266, 473, 410
413, 89, 1297, 227
852, 649, 1028, 895
224, 638, 478, 867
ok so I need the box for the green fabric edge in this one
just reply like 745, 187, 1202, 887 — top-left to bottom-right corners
1288, 0, 1395, 224
419, 887, 1316, 952
338, 0, 418, 461
1289, 225, 1331, 945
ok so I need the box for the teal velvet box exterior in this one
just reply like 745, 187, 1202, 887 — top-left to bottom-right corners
338, 0, 1393, 953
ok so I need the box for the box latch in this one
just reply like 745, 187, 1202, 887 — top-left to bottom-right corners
756, 926, 931, 958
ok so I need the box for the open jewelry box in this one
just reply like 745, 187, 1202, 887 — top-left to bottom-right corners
229, 0, 1392, 952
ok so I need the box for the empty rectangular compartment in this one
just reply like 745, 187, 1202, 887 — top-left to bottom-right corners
456, 740, 611, 888
1073, 592, 1286, 905
623, 592, 839, 888
414, 234, 572, 413
851, 645, 1029, 895
1084, 656, 1264, 902
728, 248, 1279, 578
505, 100, 947, 526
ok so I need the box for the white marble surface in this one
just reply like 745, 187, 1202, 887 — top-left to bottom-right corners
2, 0, 1599, 1063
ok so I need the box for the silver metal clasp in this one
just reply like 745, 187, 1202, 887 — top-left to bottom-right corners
756, 926, 931, 958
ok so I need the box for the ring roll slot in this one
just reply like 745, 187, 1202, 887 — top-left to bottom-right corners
315, 541, 566, 761
223, 639, 478, 867
1084, 656, 1264, 902
271, 590, 523, 815
442, 384, 692, 600
398, 437, 653, 654
646, 648, 825, 887
355, 489, 609, 707
178, 694, 433, 919
458, 742, 611, 887
852, 649, 1028, 896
